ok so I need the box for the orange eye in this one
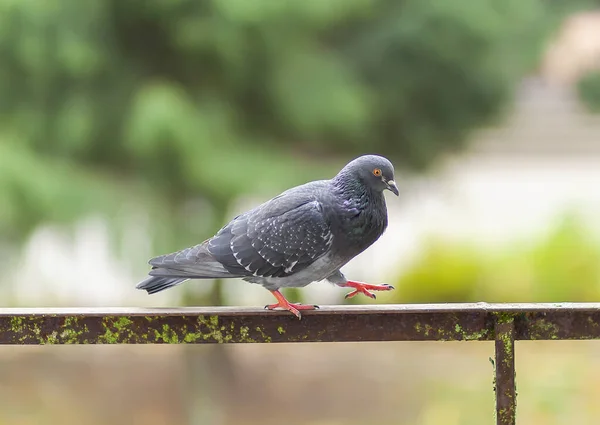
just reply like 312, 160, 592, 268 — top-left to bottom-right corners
373, 168, 382, 177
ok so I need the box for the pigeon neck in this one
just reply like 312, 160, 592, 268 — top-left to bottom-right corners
332, 172, 374, 200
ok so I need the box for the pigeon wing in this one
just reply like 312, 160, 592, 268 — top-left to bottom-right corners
208, 200, 333, 278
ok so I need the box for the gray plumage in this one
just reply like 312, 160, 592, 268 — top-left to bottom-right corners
137, 154, 398, 295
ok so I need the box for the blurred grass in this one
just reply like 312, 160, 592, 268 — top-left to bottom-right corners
391, 213, 600, 304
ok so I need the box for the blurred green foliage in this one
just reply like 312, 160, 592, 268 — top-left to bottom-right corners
394, 214, 600, 303
0, 0, 562, 248
577, 70, 600, 114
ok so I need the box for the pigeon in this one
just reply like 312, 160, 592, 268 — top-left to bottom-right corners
136, 154, 399, 318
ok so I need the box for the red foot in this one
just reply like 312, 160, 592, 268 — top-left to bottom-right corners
342, 280, 395, 300
265, 290, 319, 319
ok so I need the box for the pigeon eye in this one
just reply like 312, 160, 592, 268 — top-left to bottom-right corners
373, 168, 382, 177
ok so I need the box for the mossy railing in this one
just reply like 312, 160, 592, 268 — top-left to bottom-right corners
3, 302, 600, 425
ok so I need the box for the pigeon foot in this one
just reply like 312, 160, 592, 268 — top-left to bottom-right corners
342, 281, 395, 300
265, 290, 319, 319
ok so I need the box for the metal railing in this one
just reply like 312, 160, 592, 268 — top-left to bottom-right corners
3, 302, 600, 425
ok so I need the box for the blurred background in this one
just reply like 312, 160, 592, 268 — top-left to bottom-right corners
2, 0, 600, 424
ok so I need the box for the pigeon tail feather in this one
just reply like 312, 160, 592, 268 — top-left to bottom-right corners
136, 276, 188, 294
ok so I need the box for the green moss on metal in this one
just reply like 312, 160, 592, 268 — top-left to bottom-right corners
10, 317, 24, 333
177, 315, 274, 344
493, 313, 515, 364
95, 314, 281, 344
60, 328, 82, 344
1, 313, 313, 344
528, 317, 559, 340
413, 320, 490, 341
193, 316, 232, 343
453, 323, 490, 341
99, 329, 119, 343
99, 316, 136, 344
492, 318, 517, 424
44, 331, 59, 345
255, 327, 272, 343
498, 329, 514, 367
114, 317, 133, 330
154, 324, 179, 344
493, 312, 515, 324
239, 326, 255, 342
287, 330, 326, 342
7, 316, 43, 344
414, 323, 434, 337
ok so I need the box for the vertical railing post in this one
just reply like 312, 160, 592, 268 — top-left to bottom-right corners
494, 315, 516, 425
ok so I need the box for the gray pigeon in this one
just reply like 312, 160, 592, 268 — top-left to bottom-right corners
137, 154, 399, 318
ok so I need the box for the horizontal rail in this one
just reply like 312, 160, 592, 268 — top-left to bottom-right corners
1, 302, 600, 345
3, 303, 600, 425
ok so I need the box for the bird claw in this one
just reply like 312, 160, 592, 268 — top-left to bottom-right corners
344, 290, 375, 299
296, 304, 320, 312
343, 281, 395, 300
264, 294, 320, 319
264, 303, 319, 310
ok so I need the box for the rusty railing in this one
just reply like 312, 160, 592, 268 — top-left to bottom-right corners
2, 302, 600, 424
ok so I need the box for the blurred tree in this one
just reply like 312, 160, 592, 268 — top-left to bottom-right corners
0, 0, 558, 247
577, 70, 600, 114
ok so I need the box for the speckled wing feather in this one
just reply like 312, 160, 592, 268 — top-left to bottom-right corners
149, 244, 207, 268
147, 243, 239, 278
208, 199, 333, 278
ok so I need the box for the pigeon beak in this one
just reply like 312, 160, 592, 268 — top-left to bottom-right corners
386, 180, 399, 196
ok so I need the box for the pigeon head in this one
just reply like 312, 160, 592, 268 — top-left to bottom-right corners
339, 154, 399, 196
